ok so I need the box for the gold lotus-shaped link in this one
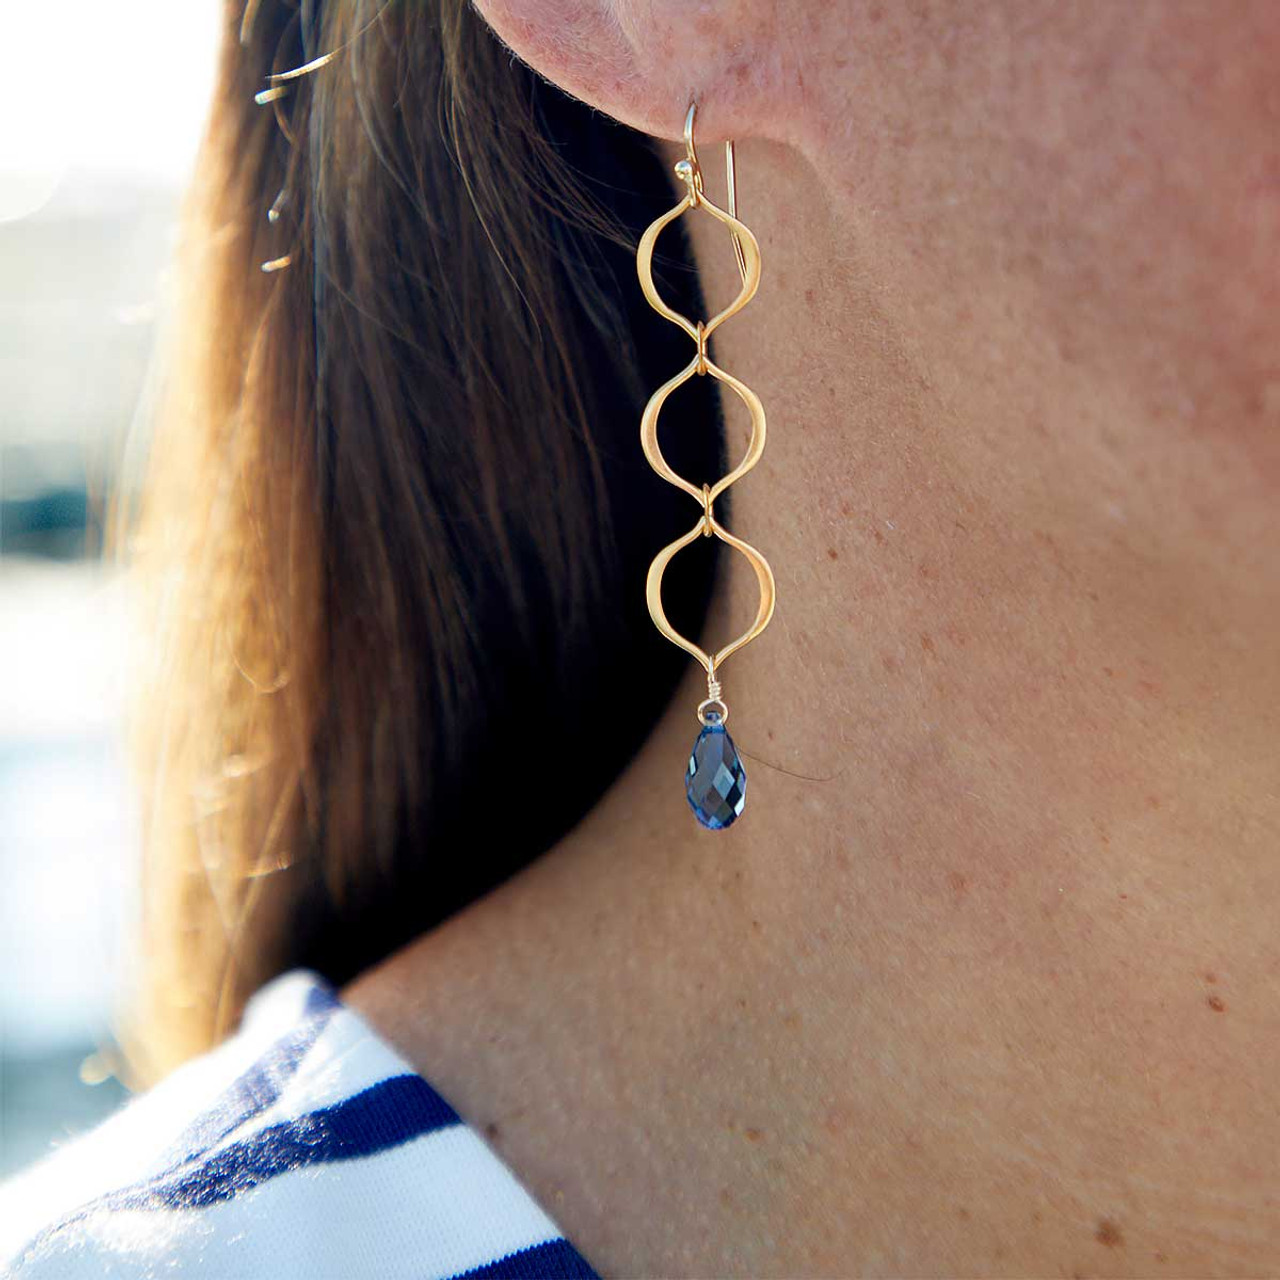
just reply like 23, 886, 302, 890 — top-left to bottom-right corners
637, 105, 776, 683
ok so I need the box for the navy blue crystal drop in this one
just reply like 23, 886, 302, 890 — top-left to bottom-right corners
686, 712, 747, 830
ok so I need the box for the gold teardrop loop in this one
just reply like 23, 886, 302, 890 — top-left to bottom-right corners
636, 196, 761, 341
640, 354, 766, 507
643, 514, 777, 676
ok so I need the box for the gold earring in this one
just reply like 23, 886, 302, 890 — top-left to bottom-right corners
637, 102, 776, 830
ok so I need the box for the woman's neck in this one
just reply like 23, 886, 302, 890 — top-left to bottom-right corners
345, 135, 1280, 1276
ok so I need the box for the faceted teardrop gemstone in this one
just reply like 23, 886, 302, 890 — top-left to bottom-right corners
686, 713, 747, 830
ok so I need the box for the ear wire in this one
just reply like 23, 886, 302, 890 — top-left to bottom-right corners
681, 102, 749, 284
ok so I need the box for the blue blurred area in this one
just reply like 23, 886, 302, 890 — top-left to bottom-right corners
0, 724, 134, 1177
0, 180, 177, 1178
1, 0, 219, 1179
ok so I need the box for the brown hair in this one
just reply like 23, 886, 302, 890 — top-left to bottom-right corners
128, 0, 722, 1078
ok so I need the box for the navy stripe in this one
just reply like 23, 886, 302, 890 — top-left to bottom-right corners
446, 1239, 600, 1280
14, 1074, 458, 1268
156, 979, 341, 1172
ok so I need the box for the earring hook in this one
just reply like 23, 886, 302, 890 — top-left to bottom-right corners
682, 102, 749, 285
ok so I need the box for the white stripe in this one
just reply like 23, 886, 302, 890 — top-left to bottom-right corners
11, 1124, 565, 1280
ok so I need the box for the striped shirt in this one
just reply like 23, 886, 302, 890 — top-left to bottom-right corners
0, 971, 599, 1278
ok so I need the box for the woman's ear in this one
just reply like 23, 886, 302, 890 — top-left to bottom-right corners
471, 0, 798, 144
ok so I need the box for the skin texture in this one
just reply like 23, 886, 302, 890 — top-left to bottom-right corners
346, 3, 1280, 1274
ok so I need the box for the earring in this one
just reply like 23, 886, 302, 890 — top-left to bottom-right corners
637, 102, 776, 830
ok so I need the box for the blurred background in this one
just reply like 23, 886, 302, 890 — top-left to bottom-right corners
0, 0, 220, 1176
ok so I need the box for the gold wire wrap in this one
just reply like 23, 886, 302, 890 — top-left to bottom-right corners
638, 104, 776, 714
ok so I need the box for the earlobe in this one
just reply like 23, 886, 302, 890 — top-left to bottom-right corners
471, 0, 789, 144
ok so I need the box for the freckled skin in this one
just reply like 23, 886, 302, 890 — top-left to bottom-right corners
1096, 1219, 1125, 1249
354, 1, 1280, 1276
